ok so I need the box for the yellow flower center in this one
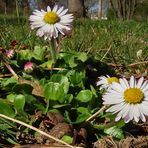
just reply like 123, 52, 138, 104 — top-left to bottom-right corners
124, 88, 144, 104
107, 77, 119, 84
44, 12, 59, 24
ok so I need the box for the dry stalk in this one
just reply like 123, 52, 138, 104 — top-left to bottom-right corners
128, 61, 148, 67
100, 45, 112, 62
86, 105, 109, 122
3, 61, 19, 79
0, 114, 76, 148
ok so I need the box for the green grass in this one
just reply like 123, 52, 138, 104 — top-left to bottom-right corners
0, 15, 148, 76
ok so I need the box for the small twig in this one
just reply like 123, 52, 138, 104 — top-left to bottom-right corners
0, 73, 12, 78
128, 61, 148, 67
3, 61, 18, 79
100, 45, 112, 62
44, 67, 66, 71
86, 105, 109, 122
107, 63, 123, 67
0, 114, 75, 148
13, 145, 83, 148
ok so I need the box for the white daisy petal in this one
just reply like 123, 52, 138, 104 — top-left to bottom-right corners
142, 82, 148, 92
52, 5, 58, 13
129, 76, 135, 88
115, 116, 121, 121
116, 103, 130, 119
140, 113, 146, 122
56, 6, 64, 14
103, 96, 123, 104
137, 77, 144, 88
59, 9, 68, 17
128, 104, 135, 120
108, 89, 122, 96
119, 78, 128, 89
141, 80, 147, 90
124, 115, 130, 123
122, 78, 130, 88
41, 9, 46, 14
133, 105, 140, 122
106, 102, 125, 113
111, 82, 124, 93
122, 104, 131, 118
137, 104, 146, 122
47, 6, 51, 12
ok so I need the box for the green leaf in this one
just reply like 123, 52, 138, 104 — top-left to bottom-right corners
77, 107, 90, 113
12, 84, 33, 94
3, 77, 17, 87
0, 100, 15, 117
76, 90, 92, 102
14, 94, 25, 113
0, 124, 11, 130
68, 70, 85, 86
33, 46, 46, 61
116, 120, 126, 128
77, 52, 87, 62
10, 60, 19, 67
19, 50, 33, 60
75, 107, 91, 123
6, 93, 16, 103
50, 75, 70, 93
75, 113, 90, 123
90, 85, 97, 97
63, 54, 77, 68
64, 94, 73, 103
61, 135, 73, 144
6, 138, 18, 145
44, 82, 65, 103
39, 60, 53, 69
24, 94, 37, 104
104, 126, 124, 139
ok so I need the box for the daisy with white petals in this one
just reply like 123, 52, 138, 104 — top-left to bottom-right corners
102, 76, 148, 123
29, 5, 73, 40
96, 75, 119, 90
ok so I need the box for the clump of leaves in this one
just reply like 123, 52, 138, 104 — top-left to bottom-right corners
0, 40, 125, 146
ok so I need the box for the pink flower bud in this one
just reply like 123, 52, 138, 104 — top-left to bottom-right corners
24, 62, 34, 72
6, 49, 14, 58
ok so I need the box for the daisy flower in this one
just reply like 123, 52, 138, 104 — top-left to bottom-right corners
96, 75, 119, 90
29, 5, 74, 40
103, 76, 148, 123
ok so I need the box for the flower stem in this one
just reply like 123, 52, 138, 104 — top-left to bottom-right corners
50, 38, 57, 64
44, 99, 49, 114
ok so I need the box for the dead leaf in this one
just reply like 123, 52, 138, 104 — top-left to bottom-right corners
18, 78, 44, 97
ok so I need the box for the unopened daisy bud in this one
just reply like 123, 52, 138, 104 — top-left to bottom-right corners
96, 75, 119, 90
5, 49, 14, 58
24, 62, 34, 73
